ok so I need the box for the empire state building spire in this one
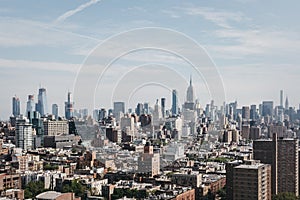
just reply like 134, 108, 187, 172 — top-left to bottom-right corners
186, 75, 194, 102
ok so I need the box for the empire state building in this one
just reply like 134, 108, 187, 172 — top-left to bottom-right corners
186, 76, 194, 102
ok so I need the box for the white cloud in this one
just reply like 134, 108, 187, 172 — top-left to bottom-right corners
0, 17, 99, 48
170, 6, 246, 28
54, 0, 102, 24
207, 28, 300, 58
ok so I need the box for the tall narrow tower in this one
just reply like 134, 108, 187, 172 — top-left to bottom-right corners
36, 88, 48, 116
65, 92, 74, 119
161, 98, 166, 118
12, 96, 20, 116
285, 96, 289, 110
172, 89, 178, 116
186, 75, 194, 102
280, 90, 283, 108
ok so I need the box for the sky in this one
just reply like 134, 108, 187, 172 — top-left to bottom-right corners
1, 0, 300, 119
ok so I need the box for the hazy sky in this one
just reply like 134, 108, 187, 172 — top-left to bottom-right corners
1, 0, 300, 119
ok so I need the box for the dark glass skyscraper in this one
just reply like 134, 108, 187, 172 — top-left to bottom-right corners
161, 98, 166, 118
36, 88, 48, 116
65, 92, 74, 119
262, 101, 274, 117
12, 96, 20, 116
113, 102, 125, 116
52, 104, 58, 119
135, 103, 143, 116
171, 89, 178, 116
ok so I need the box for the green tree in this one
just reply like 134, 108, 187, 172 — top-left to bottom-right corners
24, 181, 45, 199
43, 163, 59, 170
272, 192, 299, 200
217, 187, 226, 200
62, 180, 86, 198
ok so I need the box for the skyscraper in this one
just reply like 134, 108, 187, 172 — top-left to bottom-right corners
135, 103, 143, 116
285, 96, 289, 110
250, 104, 257, 120
99, 108, 107, 121
65, 92, 74, 120
93, 109, 99, 121
113, 102, 125, 115
161, 98, 166, 118
36, 88, 48, 116
262, 101, 274, 117
183, 78, 195, 111
52, 104, 58, 119
143, 102, 149, 114
12, 96, 20, 116
172, 89, 178, 116
186, 76, 194, 102
153, 99, 162, 126
242, 106, 250, 120
280, 90, 283, 108
26, 95, 35, 116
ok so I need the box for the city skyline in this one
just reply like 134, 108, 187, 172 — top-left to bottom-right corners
7, 85, 299, 121
1, 1, 300, 119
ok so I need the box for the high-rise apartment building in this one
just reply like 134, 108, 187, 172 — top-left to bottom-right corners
253, 134, 299, 196
36, 88, 48, 116
12, 96, 20, 116
43, 120, 69, 136
226, 160, 243, 200
138, 145, 160, 177
233, 161, 271, 200
277, 138, 298, 195
16, 117, 33, 150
